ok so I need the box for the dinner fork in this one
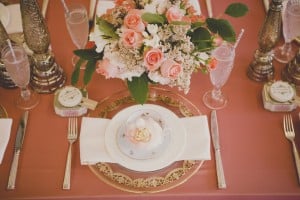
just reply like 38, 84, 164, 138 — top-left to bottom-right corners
63, 117, 78, 190
283, 114, 300, 184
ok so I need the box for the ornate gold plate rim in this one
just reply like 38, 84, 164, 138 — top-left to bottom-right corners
88, 86, 204, 193
0, 104, 8, 118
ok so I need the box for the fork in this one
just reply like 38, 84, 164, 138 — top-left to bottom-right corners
283, 114, 300, 184
63, 117, 78, 190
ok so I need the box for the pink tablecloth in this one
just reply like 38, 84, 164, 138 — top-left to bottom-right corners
0, 0, 300, 199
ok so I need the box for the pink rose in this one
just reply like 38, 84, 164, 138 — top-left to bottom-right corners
124, 9, 145, 32
166, 6, 184, 23
121, 29, 143, 48
160, 59, 182, 79
144, 48, 164, 71
96, 58, 119, 78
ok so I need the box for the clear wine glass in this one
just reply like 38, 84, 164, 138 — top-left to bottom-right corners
1, 43, 39, 110
273, 0, 300, 63
203, 42, 236, 110
63, 3, 89, 66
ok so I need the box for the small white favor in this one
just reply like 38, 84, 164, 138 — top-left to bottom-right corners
269, 81, 295, 103
54, 86, 87, 117
262, 81, 297, 112
58, 86, 83, 107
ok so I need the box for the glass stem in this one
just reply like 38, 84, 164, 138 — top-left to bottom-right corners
20, 86, 31, 101
212, 88, 222, 100
281, 42, 292, 55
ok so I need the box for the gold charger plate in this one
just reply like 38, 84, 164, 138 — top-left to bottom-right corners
88, 86, 204, 193
0, 104, 8, 118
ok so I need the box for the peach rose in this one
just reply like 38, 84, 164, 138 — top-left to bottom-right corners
124, 9, 145, 32
160, 59, 182, 79
166, 6, 184, 23
121, 29, 144, 48
144, 48, 164, 71
115, 0, 135, 11
207, 57, 218, 71
96, 58, 119, 78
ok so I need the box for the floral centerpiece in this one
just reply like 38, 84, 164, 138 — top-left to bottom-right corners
72, 0, 248, 104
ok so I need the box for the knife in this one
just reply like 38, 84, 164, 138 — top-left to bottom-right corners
7, 111, 29, 190
211, 110, 226, 189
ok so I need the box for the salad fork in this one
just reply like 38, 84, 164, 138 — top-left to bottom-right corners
283, 114, 300, 184
63, 117, 78, 190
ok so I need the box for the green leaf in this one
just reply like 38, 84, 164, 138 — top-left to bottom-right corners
170, 21, 190, 26
71, 58, 85, 85
96, 17, 119, 39
74, 48, 103, 60
190, 27, 211, 42
83, 59, 97, 85
206, 18, 236, 42
142, 13, 166, 24
225, 3, 249, 18
191, 21, 205, 30
127, 73, 149, 104
189, 27, 213, 51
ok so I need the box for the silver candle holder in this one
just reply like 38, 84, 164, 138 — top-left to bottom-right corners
20, 0, 66, 93
247, 0, 283, 82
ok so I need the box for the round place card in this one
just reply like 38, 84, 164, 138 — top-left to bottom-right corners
58, 86, 83, 107
269, 81, 295, 103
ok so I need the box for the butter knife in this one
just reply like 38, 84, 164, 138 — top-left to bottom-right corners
211, 110, 226, 189
7, 111, 29, 190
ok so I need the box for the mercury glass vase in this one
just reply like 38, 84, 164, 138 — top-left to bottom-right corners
247, 0, 283, 82
282, 49, 300, 87
20, 0, 66, 93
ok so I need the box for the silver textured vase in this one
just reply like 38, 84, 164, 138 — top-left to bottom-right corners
247, 0, 283, 82
20, 0, 66, 93
282, 49, 300, 88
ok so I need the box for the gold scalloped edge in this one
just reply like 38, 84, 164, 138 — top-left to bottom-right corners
94, 160, 197, 189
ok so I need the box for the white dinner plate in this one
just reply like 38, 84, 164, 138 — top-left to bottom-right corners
104, 104, 187, 172
0, 3, 10, 28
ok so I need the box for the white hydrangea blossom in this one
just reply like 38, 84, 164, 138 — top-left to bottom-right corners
90, 30, 109, 53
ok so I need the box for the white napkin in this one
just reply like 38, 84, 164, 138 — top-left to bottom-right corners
6, 4, 23, 34
80, 116, 211, 165
0, 118, 13, 164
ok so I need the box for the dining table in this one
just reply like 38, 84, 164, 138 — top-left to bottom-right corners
1, 0, 300, 199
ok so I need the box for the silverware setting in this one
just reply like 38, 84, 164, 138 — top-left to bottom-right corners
210, 110, 226, 189
7, 111, 29, 190
283, 114, 300, 184
63, 117, 78, 190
